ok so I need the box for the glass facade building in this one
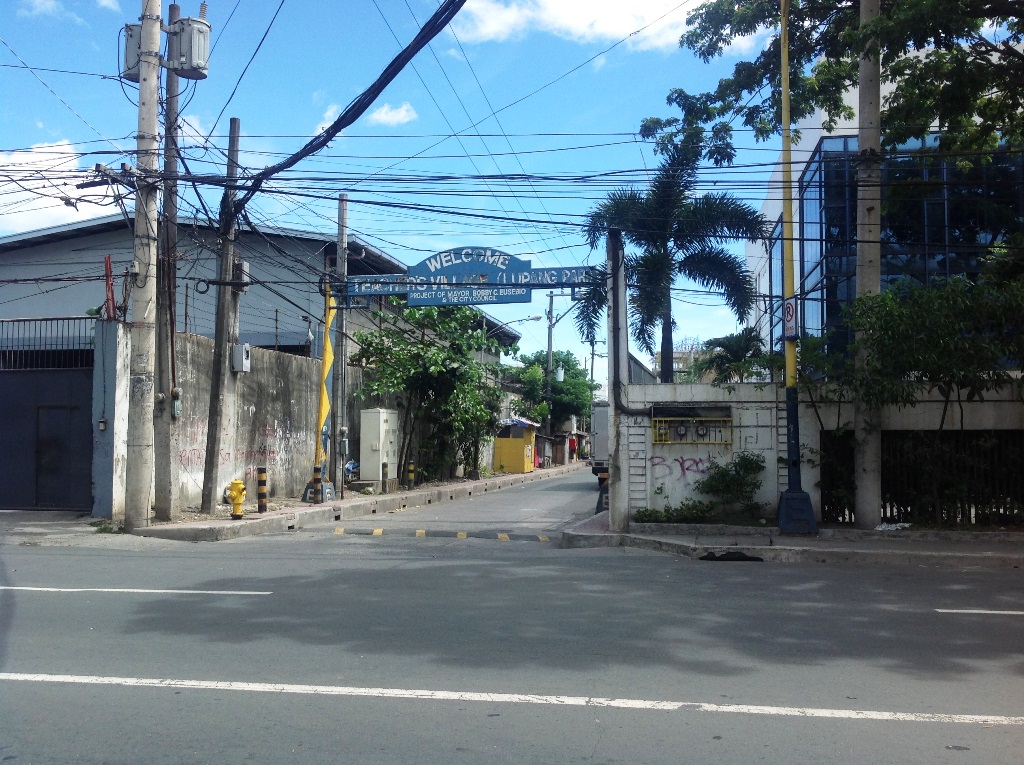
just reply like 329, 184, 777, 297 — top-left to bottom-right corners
767, 135, 1024, 353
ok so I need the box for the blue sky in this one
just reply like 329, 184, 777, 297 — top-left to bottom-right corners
0, 0, 774, 371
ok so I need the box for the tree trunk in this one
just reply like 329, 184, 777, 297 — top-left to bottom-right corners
659, 302, 674, 383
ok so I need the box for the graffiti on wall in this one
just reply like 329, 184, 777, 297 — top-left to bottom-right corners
647, 454, 713, 485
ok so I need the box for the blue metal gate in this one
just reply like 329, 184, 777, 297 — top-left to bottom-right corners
0, 318, 94, 509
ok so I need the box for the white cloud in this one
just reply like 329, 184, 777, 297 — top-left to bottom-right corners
17, 0, 85, 24
96, 0, 121, 11
367, 102, 418, 127
453, 0, 688, 51
0, 141, 111, 235
316, 104, 341, 134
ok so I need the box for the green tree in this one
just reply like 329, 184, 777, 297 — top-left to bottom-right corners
582, 146, 765, 382
508, 350, 597, 428
350, 304, 509, 481
642, 1, 1024, 162
688, 327, 767, 383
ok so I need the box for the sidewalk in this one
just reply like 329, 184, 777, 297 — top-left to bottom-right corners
132, 462, 590, 542
561, 512, 1024, 570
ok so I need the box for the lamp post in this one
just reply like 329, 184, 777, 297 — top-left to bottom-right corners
776, 0, 816, 533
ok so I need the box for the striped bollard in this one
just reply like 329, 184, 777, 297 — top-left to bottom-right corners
313, 464, 323, 504
257, 467, 268, 513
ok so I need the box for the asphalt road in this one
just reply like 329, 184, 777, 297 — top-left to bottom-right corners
1, 471, 1022, 764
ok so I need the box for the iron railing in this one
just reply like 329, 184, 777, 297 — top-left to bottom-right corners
0, 317, 97, 370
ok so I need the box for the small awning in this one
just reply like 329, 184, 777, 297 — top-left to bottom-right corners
499, 417, 539, 429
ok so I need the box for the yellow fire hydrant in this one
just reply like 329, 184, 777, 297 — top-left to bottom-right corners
226, 479, 246, 520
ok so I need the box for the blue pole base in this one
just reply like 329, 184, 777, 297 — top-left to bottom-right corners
778, 489, 817, 534
302, 481, 335, 503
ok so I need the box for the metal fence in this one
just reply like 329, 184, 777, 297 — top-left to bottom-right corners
820, 429, 1024, 526
0, 317, 97, 370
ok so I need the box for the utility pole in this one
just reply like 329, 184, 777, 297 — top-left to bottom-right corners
607, 229, 630, 533
330, 194, 348, 498
123, 0, 163, 531
201, 117, 242, 513
854, 0, 883, 529
776, 0, 816, 533
154, 2, 180, 523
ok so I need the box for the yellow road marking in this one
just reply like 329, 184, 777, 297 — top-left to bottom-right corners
415, 529, 426, 537
372, 529, 383, 536
456, 532, 467, 539
497, 533, 510, 541
537, 535, 549, 542
333, 528, 345, 535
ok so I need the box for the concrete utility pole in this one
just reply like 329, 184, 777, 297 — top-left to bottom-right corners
154, 2, 180, 523
201, 117, 242, 514
124, 0, 163, 531
607, 229, 631, 533
330, 194, 348, 497
854, 0, 883, 529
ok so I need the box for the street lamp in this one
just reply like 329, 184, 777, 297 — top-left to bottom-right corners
485, 314, 543, 338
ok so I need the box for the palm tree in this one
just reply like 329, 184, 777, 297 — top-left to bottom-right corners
689, 327, 766, 383
582, 146, 766, 382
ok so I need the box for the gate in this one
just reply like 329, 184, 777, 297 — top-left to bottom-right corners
0, 318, 95, 509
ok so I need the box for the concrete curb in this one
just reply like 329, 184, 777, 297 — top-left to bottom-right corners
132, 463, 588, 542
561, 522, 1024, 569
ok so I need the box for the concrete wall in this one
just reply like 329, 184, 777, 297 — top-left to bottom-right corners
91, 321, 129, 522
614, 381, 1024, 520
173, 334, 319, 511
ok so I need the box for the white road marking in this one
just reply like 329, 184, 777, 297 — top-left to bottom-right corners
0, 586, 271, 595
935, 609, 1024, 615
0, 673, 1020, 725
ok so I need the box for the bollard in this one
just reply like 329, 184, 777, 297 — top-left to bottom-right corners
407, 461, 415, 489
257, 467, 268, 513
313, 464, 323, 504
381, 462, 389, 495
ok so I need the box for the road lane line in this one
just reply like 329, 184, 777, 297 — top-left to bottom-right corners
0, 587, 271, 595
1, 673, 1020, 725
935, 609, 1024, 615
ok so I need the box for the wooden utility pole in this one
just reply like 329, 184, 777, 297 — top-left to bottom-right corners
201, 118, 242, 513
124, 0, 163, 531
854, 0, 883, 528
154, 2, 180, 523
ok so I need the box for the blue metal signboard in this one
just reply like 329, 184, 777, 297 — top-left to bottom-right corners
339, 247, 600, 306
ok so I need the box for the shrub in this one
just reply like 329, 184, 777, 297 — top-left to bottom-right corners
632, 507, 666, 523
693, 451, 766, 516
664, 498, 715, 523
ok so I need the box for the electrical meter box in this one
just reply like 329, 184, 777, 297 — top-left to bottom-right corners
171, 17, 211, 80
360, 408, 399, 481
122, 23, 141, 82
230, 343, 251, 373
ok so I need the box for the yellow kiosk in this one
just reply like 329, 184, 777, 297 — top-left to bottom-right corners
492, 417, 539, 473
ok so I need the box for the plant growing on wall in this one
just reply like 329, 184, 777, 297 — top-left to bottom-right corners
351, 303, 510, 481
